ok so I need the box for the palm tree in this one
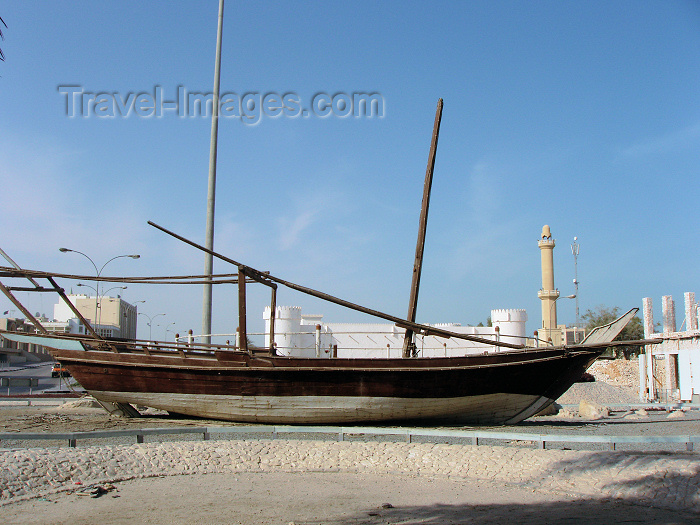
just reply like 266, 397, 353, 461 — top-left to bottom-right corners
0, 16, 6, 61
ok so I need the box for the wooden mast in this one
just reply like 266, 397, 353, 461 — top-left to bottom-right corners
402, 99, 443, 358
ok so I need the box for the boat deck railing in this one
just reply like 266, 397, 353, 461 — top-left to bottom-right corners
173, 330, 543, 359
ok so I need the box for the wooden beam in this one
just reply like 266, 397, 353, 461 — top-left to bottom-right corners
238, 267, 248, 353
148, 220, 526, 349
0, 280, 49, 334
46, 276, 102, 339
269, 284, 277, 355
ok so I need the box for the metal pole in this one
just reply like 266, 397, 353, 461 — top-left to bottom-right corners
571, 237, 580, 326
403, 98, 443, 357
202, 0, 225, 345
550, 294, 575, 345
59, 249, 138, 335
60, 249, 99, 330
138, 312, 165, 341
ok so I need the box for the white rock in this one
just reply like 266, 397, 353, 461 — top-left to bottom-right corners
578, 400, 609, 420
55, 397, 103, 410
667, 410, 686, 419
535, 402, 562, 417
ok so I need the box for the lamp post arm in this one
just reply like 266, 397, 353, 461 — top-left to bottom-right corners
99, 254, 139, 278
61, 249, 99, 276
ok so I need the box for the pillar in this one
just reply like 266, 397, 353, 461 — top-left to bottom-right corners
662, 295, 676, 333
661, 295, 677, 400
641, 297, 653, 401
685, 292, 697, 331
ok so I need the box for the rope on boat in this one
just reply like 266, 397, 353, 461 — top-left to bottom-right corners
0, 267, 250, 285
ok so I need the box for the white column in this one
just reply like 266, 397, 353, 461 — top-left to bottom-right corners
642, 297, 653, 401
685, 292, 697, 331
315, 324, 321, 358
662, 295, 676, 333
638, 353, 647, 401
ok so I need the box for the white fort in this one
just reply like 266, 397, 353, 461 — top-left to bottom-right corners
264, 305, 528, 358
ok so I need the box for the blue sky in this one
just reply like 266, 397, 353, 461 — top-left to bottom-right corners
0, 1, 698, 340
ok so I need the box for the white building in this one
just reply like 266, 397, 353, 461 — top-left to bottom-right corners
42, 317, 86, 335
0, 292, 137, 364
263, 306, 528, 358
54, 294, 137, 339
641, 292, 700, 403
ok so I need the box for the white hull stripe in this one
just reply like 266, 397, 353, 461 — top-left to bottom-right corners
90, 390, 552, 425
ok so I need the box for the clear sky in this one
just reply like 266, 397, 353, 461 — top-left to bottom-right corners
0, 1, 698, 341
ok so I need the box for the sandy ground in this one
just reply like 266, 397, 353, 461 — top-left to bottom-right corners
2, 471, 699, 525
1, 384, 699, 525
0, 405, 213, 433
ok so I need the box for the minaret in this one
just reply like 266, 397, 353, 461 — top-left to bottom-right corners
538, 225, 560, 345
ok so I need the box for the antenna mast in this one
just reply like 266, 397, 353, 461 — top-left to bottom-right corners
571, 236, 580, 326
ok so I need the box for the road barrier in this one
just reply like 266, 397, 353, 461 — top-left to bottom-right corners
0, 425, 697, 452
0, 378, 39, 395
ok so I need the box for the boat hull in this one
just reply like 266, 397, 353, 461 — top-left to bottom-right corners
89, 390, 552, 424
47, 345, 601, 425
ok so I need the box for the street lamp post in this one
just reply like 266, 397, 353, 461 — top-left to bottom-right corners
138, 312, 166, 340
549, 294, 576, 345
76, 284, 127, 327
164, 322, 176, 341
59, 248, 140, 333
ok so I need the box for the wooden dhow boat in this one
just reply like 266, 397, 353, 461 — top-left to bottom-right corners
0, 240, 638, 425
0, 101, 643, 425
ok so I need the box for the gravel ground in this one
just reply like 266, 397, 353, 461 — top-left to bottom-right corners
557, 380, 640, 405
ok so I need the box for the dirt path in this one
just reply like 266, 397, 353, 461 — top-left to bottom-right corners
3, 471, 698, 525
